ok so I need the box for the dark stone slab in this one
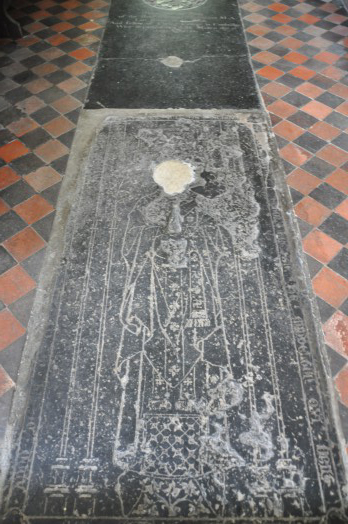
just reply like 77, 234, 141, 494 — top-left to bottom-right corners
87, 56, 260, 109
85, 0, 260, 109
102, 0, 246, 60
1, 113, 346, 523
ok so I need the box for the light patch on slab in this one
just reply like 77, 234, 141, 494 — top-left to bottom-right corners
143, 0, 207, 10
153, 160, 195, 195
160, 56, 184, 68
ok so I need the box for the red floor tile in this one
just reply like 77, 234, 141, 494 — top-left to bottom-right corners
0, 366, 15, 396
329, 84, 348, 99
0, 166, 20, 190
284, 52, 307, 65
3, 227, 46, 262
314, 51, 340, 65
69, 47, 95, 60
312, 267, 348, 308
44, 116, 75, 138
0, 310, 26, 352
302, 100, 333, 120
26, 77, 53, 94
257, 65, 284, 80
274, 121, 304, 141
0, 140, 29, 163
16, 96, 46, 115
0, 266, 36, 306
7, 117, 38, 138
34, 139, 69, 163
309, 121, 341, 141
337, 101, 348, 117
324, 311, 348, 358
280, 143, 312, 166
261, 82, 291, 97
14, 195, 54, 225
51, 95, 81, 113
303, 229, 342, 264
290, 66, 316, 81
335, 365, 348, 408
24, 166, 61, 192
287, 169, 321, 195
296, 83, 324, 99
0, 199, 10, 216
326, 169, 348, 196
295, 196, 331, 226
58, 76, 86, 94
317, 145, 348, 168
268, 100, 297, 119
64, 61, 91, 76
335, 200, 348, 220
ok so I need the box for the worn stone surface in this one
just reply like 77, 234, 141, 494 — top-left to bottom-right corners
1, 112, 347, 523
85, 0, 260, 109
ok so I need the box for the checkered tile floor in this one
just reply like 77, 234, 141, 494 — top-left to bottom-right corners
240, 0, 348, 429
0, 0, 109, 440
0, 0, 347, 445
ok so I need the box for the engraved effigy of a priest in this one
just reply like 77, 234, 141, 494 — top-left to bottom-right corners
110, 149, 281, 517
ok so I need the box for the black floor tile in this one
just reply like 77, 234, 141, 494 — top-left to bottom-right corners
340, 299, 348, 316
8, 289, 36, 328
297, 217, 313, 238
328, 247, 348, 280
277, 73, 304, 88
4, 86, 31, 105
37, 86, 67, 104
325, 345, 347, 378
45, 70, 72, 85
10, 153, 45, 176
0, 246, 17, 275
316, 295, 336, 323
282, 91, 311, 108
0, 179, 35, 207
32, 212, 55, 242
293, 132, 327, 153
310, 183, 346, 209
302, 156, 335, 179
31, 106, 61, 125
41, 181, 62, 205
288, 110, 318, 130
289, 187, 304, 205
0, 211, 27, 243
319, 213, 348, 245
316, 92, 345, 109
20, 128, 52, 150
332, 133, 348, 153
21, 247, 46, 282
325, 111, 348, 131
11, 70, 38, 85
309, 73, 335, 90
306, 253, 323, 277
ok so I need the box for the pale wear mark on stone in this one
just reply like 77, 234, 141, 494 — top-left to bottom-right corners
143, 0, 208, 10
160, 56, 184, 68
153, 160, 195, 195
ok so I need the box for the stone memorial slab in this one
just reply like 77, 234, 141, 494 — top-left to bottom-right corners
85, 0, 260, 109
1, 112, 347, 523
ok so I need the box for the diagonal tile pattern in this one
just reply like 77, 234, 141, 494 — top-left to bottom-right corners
241, 0, 348, 428
0, 0, 109, 412
0, 0, 347, 447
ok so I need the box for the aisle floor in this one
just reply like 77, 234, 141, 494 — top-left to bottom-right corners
0, 0, 347, 449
